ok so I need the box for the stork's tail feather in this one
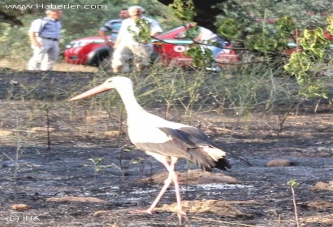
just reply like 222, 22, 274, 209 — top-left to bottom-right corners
202, 146, 231, 171
188, 147, 231, 172
215, 157, 231, 171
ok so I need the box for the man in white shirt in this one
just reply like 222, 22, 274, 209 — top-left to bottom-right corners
112, 6, 162, 73
28, 8, 62, 71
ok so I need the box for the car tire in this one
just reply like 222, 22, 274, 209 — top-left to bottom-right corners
150, 50, 160, 64
98, 57, 112, 72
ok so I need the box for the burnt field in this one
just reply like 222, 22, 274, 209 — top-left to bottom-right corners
0, 70, 332, 227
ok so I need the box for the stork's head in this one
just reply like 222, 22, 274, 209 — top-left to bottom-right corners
69, 76, 133, 101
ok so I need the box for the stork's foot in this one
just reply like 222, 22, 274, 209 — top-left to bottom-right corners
143, 208, 188, 225
133, 208, 188, 225
177, 209, 188, 226
145, 208, 154, 214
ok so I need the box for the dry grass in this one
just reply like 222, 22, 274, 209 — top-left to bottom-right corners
0, 58, 98, 72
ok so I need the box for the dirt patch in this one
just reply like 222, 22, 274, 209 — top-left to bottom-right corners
0, 59, 98, 73
138, 169, 238, 185
0, 70, 332, 226
311, 181, 333, 191
46, 196, 107, 203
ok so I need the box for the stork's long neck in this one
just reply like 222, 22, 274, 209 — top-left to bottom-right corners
115, 85, 146, 121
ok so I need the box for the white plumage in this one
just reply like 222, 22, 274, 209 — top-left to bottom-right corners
70, 76, 230, 224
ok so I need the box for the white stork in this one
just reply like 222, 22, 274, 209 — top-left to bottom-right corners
70, 76, 231, 224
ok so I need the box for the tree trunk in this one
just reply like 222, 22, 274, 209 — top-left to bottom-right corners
0, 10, 23, 26
157, 0, 227, 32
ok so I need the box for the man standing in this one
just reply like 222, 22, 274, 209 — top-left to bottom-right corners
99, 8, 129, 47
112, 6, 162, 73
28, 9, 62, 71
99, 8, 130, 72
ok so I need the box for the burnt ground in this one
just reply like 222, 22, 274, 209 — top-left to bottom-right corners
0, 70, 332, 227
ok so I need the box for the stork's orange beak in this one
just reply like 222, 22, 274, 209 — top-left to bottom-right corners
69, 84, 110, 101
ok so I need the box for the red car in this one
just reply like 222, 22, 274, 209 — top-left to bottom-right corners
64, 24, 332, 68
64, 24, 239, 68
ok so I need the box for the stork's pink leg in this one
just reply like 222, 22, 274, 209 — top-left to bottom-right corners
146, 171, 173, 213
169, 165, 186, 223
146, 157, 186, 225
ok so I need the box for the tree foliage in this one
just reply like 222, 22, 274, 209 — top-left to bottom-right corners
284, 17, 333, 99
168, 0, 333, 100
219, 0, 332, 100
168, 0, 196, 23
127, 18, 152, 44
164, 0, 333, 101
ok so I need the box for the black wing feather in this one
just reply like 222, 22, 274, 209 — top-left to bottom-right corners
134, 126, 230, 171
158, 127, 198, 148
158, 127, 230, 171
175, 127, 216, 147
